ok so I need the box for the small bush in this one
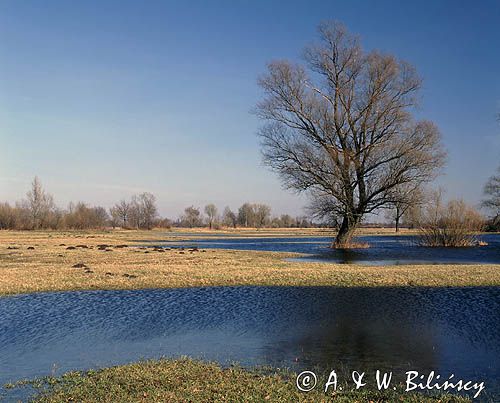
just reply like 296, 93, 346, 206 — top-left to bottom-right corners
418, 198, 484, 247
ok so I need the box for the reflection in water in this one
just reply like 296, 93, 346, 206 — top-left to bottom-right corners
0, 286, 498, 400
155, 234, 500, 265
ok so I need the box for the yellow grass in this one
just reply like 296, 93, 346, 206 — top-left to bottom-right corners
154, 226, 420, 237
0, 229, 498, 296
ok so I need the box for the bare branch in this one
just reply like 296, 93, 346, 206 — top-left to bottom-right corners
255, 21, 446, 247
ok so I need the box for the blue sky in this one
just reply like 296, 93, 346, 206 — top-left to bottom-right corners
1, 0, 499, 218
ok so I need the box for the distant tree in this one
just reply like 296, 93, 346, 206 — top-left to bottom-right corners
181, 206, 203, 228
296, 216, 312, 228
236, 203, 271, 228
93, 206, 110, 227
279, 214, 295, 228
110, 200, 130, 228
222, 206, 237, 228
401, 204, 424, 229
204, 204, 218, 229
24, 177, 55, 229
386, 185, 427, 232
64, 202, 109, 229
138, 193, 158, 230
129, 193, 158, 230
14, 201, 32, 229
128, 200, 140, 229
0, 203, 17, 229
254, 204, 271, 228
256, 21, 446, 247
157, 217, 172, 229
482, 166, 500, 216
238, 203, 255, 227
482, 166, 500, 230
47, 207, 64, 229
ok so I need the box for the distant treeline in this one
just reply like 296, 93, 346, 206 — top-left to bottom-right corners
1, 176, 498, 234
0, 177, 315, 230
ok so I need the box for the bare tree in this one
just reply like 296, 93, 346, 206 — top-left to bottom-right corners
279, 214, 295, 228
386, 184, 427, 232
138, 193, 158, 230
0, 203, 17, 229
128, 200, 140, 229
93, 206, 110, 228
25, 176, 55, 229
254, 204, 271, 228
238, 203, 255, 227
181, 206, 202, 228
204, 204, 218, 229
129, 193, 158, 230
64, 202, 109, 229
236, 203, 271, 228
256, 22, 445, 247
110, 200, 130, 228
401, 203, 424, 229
222, 206, 237, 228
482, 166, 500, 230
482, 166, 500, 216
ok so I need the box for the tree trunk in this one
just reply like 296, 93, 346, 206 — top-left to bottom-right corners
333, 215, 360, 248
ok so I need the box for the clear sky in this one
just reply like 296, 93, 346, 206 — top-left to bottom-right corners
1, 0, 499, 218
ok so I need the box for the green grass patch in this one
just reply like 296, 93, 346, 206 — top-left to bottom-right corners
14, 358, 472, 402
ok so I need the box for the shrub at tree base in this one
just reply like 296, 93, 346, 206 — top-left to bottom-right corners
331, 239, 370, 249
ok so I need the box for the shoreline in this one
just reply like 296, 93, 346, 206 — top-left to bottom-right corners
13, 358, 472, 403
2, 283, 500, 300
1, 229, 499, 296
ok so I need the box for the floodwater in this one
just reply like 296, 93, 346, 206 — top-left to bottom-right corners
1, 286, 499, 401
156, 234, 500, 265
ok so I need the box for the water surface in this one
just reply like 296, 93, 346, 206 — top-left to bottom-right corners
155, 234, 500, 265
1, 286, 499, 400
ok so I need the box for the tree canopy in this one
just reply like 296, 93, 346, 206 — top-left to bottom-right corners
256, 21, 446, 247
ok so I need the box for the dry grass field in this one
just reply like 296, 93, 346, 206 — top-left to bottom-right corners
0, 229, 498, 296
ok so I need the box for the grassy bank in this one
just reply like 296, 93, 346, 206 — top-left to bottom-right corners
23, 358, 469, 403
1, 229, 499, 296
